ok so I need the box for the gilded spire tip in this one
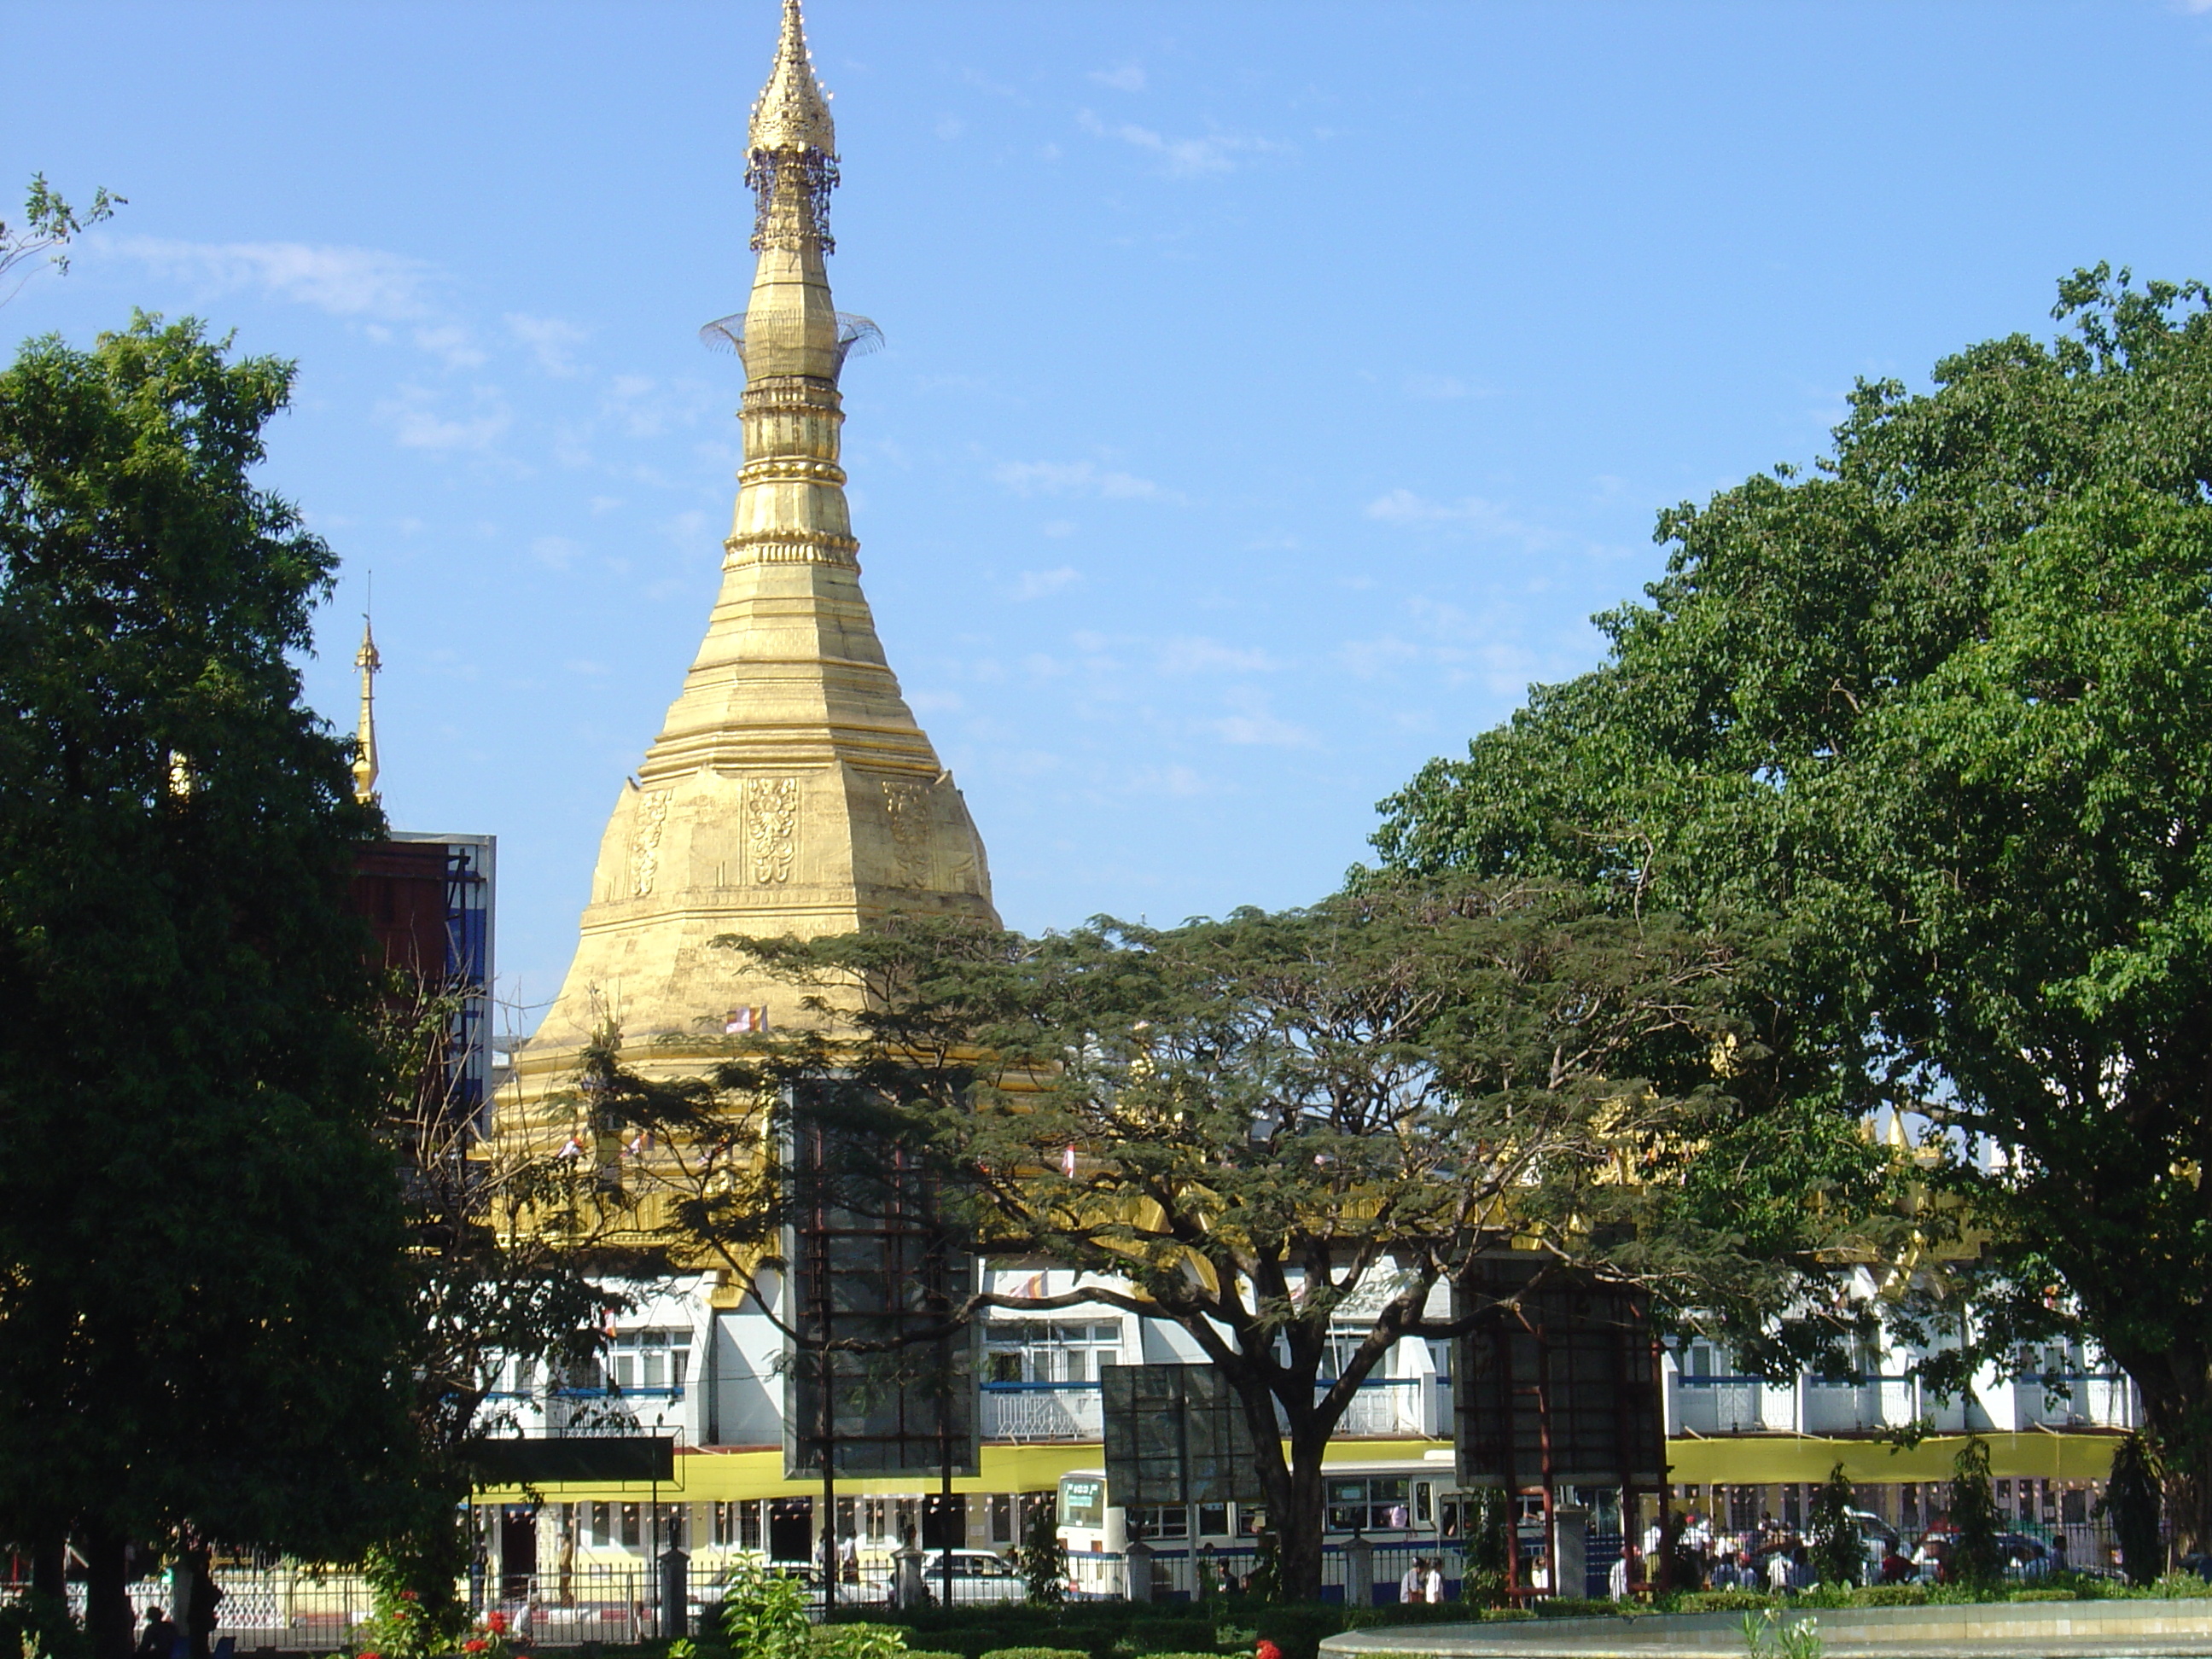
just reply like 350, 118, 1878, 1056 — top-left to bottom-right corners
749, 0, 835, 158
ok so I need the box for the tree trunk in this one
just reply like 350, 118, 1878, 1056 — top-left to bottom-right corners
30, 1529, 66, 1604
2108, 1337, 2212, 1561
84, 1526, 135, 1659
1274, 1440, 1330, 1604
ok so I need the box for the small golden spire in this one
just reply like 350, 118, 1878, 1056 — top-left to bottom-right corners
748, 0, 835, 157
352, 613, 381, 806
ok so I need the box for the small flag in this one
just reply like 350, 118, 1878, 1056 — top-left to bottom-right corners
556, 1137, 584, 1160
1062, 1144, 1077, 1178
625, 1130, 653, 1159
725, 1005, 769, 1034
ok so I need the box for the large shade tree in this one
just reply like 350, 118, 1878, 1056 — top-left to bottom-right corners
674, 883, 1888, 1602
0, 317, 420, 1658
1371, 267, 2212, 1548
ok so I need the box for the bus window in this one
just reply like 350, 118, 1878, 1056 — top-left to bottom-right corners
1061, 1478, 1104, 1530
1198, 1504, 1229, 1536
1415, 1482, 1432, 1524
1129, 1507, 1189, 1540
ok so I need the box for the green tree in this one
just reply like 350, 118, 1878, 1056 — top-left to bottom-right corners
1807, 1464, 1860, 1587
1947, 1438, 2002, 1588
1369, 267, 2212, 1546
706, 881, 1849, 1603
0, 317, 418, 1659
2100, 1432, 2164, 1586
1, 175, 124, 302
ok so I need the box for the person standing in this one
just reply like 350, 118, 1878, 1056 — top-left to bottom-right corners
1608, 1546, 1640, 1601
1400, 1558, 1426, 1604
1423, 1558, 1446, 1604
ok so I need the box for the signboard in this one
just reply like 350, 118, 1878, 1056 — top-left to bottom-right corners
1453, 1253, 1665, 1491
782, 1084, 980, 1479
1102, 1363, 1266, 1510
473, 1435, 676, 1486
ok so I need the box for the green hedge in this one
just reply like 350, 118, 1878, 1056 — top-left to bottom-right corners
979, 1647, 1090, 1659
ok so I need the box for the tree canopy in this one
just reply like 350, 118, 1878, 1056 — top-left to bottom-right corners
0, 317, 417, 1657
683, 881, 1871, 1600
1371, 266, 2212, 1543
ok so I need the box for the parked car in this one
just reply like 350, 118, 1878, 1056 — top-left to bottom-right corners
899, 1549, 1026, 1607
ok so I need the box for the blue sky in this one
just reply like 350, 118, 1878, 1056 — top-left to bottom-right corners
7, 1, 2211, 1040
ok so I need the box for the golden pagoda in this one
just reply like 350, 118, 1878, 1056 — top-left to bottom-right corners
509, 0, 998, 1115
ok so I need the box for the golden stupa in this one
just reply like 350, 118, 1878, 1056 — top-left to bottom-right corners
509, 0, 998, 1116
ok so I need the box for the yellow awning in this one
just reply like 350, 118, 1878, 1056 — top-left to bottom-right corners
476, 1432, 2121, 1505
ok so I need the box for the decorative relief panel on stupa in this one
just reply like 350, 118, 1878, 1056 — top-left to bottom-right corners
745, 777, 800, 885
629, 789, 671, 896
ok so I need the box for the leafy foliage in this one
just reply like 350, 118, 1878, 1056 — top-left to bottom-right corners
1369, 265, 2212, 1540
701, 879, 1797, 1600
0, 316, 418, 1654
719, 1559, 814, 1659
1947, 1438, 2003, 1588
1011, 1508, 1068, 1608
2101, 1433, 2165, 1586
1807, 1464, 1860, 1588
0, 174, 123, 300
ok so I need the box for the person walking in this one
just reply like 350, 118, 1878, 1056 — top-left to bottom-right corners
1422, 1558, 1446, 1604
1400, 1557, 1427, 1604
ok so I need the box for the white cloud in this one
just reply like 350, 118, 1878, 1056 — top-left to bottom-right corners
994, 458, 1173, 501
378, 386, 512, 452
412, 323, 486, 369
117, 236, 436, 320
1204, 687, 1315, 748
506, 312, 589, 376
1364, 489, 1549, 545
934, 115, 967, 141
1077, 110, 1291, 178
1157, 637, 1277, 675
533, 536, 583, 570
1402, 372, 1487, 401
1089, 62, 1147, 91
1013, 567, 1081, 600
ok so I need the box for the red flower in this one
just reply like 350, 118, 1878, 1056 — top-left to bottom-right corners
399, 1591, 419, 1601
1257, 1643, 1283, 1659
486, 1613, 509, 1634
359, 1650, 381, 1658
463, 1640, 489, 1651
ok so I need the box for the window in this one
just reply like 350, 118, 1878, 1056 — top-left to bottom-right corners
1197, 1504, 1229, 1537
984, 1321, 1121, 1383
990, 1493, 1015, 1545
620, 1503, 641, 1548
1325, 1478, 1412, 1532
740, 1499, 763, 1551
606, 1329, 692, 1394
1128, 1506, 1188, 1540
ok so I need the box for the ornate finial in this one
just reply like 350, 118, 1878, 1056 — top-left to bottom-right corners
746, 0, 839, 253
352, 612, 381, 806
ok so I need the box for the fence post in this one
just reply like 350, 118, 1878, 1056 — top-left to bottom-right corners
658, 1547, 689, 1639
1124, 1538, 1153, 1604
1553, 1506, 1589, 1602
1343, 1533, 1373, 1608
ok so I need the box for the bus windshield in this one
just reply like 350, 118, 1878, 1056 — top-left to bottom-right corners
1061, 1476, 1105, 1529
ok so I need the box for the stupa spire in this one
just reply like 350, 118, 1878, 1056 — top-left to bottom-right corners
352, 612, 381, 806
513, 0, 997, 1078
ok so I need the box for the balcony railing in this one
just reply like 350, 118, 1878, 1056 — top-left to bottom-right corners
981, 1381, 1103, 1441
981, 1375, 1436, 1443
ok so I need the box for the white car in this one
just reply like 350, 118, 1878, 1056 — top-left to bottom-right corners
898, 1549, 1027, 1607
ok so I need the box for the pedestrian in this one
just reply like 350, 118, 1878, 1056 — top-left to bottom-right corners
1608, 1545, 1641, 1601
183, 1545, 222, 1659
1400, 1557, 1427, 1604
1422, 1558, 1445, 1604
135, 1609, 177, 1659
